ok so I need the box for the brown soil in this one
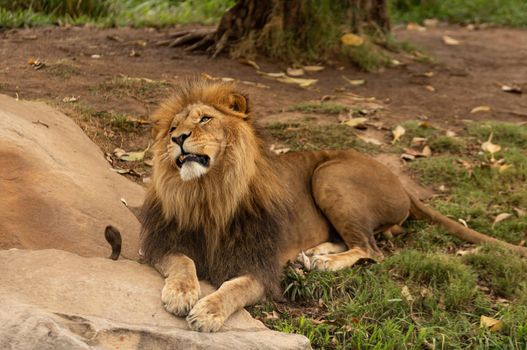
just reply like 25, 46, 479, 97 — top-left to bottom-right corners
1, 24, 526, 179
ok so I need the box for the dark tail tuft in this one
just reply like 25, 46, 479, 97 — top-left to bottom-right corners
104, 225, 122, 260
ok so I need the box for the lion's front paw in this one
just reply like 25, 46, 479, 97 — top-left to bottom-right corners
186, 295, 226, 332
162, 277, 200, 317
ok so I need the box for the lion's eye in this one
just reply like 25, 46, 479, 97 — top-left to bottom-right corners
199, 116, 212, 124
169, 126, 176, 134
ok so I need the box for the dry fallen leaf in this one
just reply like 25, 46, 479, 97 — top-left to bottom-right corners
480, 315, 504, 332
341, 33, 364, 47
456, 247, 480, 256
425, 85, 435, 92
343, 117, 368, 128
422, 145, 432, 157
400, 153, 416, 161
62, 96, 79, 103
407, 23, 426, 32
257, 70, 317, 88
481, 133, 501, 162
28, 57, 45, 70
401, 286, 414, 302
492, 213, 513, 228
269, 144, 290, 155
286, 67, 304, 76
342, 76, 365, 86
513, 207, 526, 217
356, 134, 383, 146
471, 105, 491, 114
458, 218, 469, 228
303, 65, 325, 72
114, 145, 150, 162
411, 137, 427, 146
443, 35, 461, 46
501, 85, 522, 94
392, 125, 406, 144
238, 58, 260, 70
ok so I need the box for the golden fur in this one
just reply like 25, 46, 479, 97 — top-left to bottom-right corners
133, 77, 527, 332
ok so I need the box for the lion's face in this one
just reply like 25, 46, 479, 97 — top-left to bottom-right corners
151, 81, 250, 183
167, 103, 226, 181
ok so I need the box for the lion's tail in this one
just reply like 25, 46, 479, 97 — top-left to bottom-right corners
407, 192, 527, 257
104, 225, 122, 260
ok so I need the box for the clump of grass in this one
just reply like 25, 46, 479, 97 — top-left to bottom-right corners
266, 122, 378, 154
342, 42, 391, 72
428, 135, 465, 153
467, 121, 527, 148
287, 102, 350, 115
462, 245, 527, 298
91, 76, 171, 101
46, 59, 81, 80
408, 155, 468, 186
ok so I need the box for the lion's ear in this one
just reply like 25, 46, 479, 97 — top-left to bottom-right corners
227, 93, 248, 114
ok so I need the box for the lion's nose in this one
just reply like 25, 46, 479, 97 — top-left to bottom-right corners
171, 132, 191, 146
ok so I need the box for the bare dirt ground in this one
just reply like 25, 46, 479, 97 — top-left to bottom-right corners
1, 24, 526, 169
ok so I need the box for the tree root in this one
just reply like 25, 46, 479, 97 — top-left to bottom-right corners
156, 28, 232, 58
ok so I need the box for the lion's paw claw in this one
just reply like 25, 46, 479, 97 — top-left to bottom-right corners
161, 278, 200, 317
186, 297, 225, 332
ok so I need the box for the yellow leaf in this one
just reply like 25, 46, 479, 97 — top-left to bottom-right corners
401, 286, 414, 302
343, 117, 368, 128
303, 65, 325, 72
257, 71, 317, 88
422, 145, 432, 157
425, 85, 435, 92
286, 67, 304, 76
342, 76, 365, 86
471, 105, 491, 113
492, 213, 512, 228
341, 33, 364, 47
481, 133, 501, 161
443, 35, 461, 46
392, 125, 406, 144
480, 316, 504, 332
238, 58, 260, 70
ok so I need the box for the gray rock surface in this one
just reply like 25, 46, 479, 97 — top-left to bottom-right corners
0, 249, 311, 349
0, 94, 142, 259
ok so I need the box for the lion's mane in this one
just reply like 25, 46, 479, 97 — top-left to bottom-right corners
140, 78, 291, 295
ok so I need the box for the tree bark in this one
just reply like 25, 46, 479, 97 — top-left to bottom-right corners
164, 0, 390, 61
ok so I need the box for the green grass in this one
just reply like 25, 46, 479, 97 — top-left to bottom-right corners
390, 0, 527, 27
266, 122, 379, 154
254, 120, 527, 349
0, 0, 234, 27
287, 102, 350, 115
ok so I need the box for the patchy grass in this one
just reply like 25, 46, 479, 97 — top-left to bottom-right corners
390, 0, 527, 28
254, 120, 527, 348
266, 122, 378, 154
45, 59, 81, 80
287, 102, 350, 115
90, 76, 171, 102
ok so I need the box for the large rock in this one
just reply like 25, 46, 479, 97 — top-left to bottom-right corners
0, 249, 311, 349
0, 94, 142, 259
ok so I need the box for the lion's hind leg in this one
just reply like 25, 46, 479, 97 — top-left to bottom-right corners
307, 158, 410, 272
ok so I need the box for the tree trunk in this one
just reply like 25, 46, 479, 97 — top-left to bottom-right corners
166, 0, 390, 62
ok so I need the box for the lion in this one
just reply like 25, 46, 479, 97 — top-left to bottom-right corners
108, 77, 527, 333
